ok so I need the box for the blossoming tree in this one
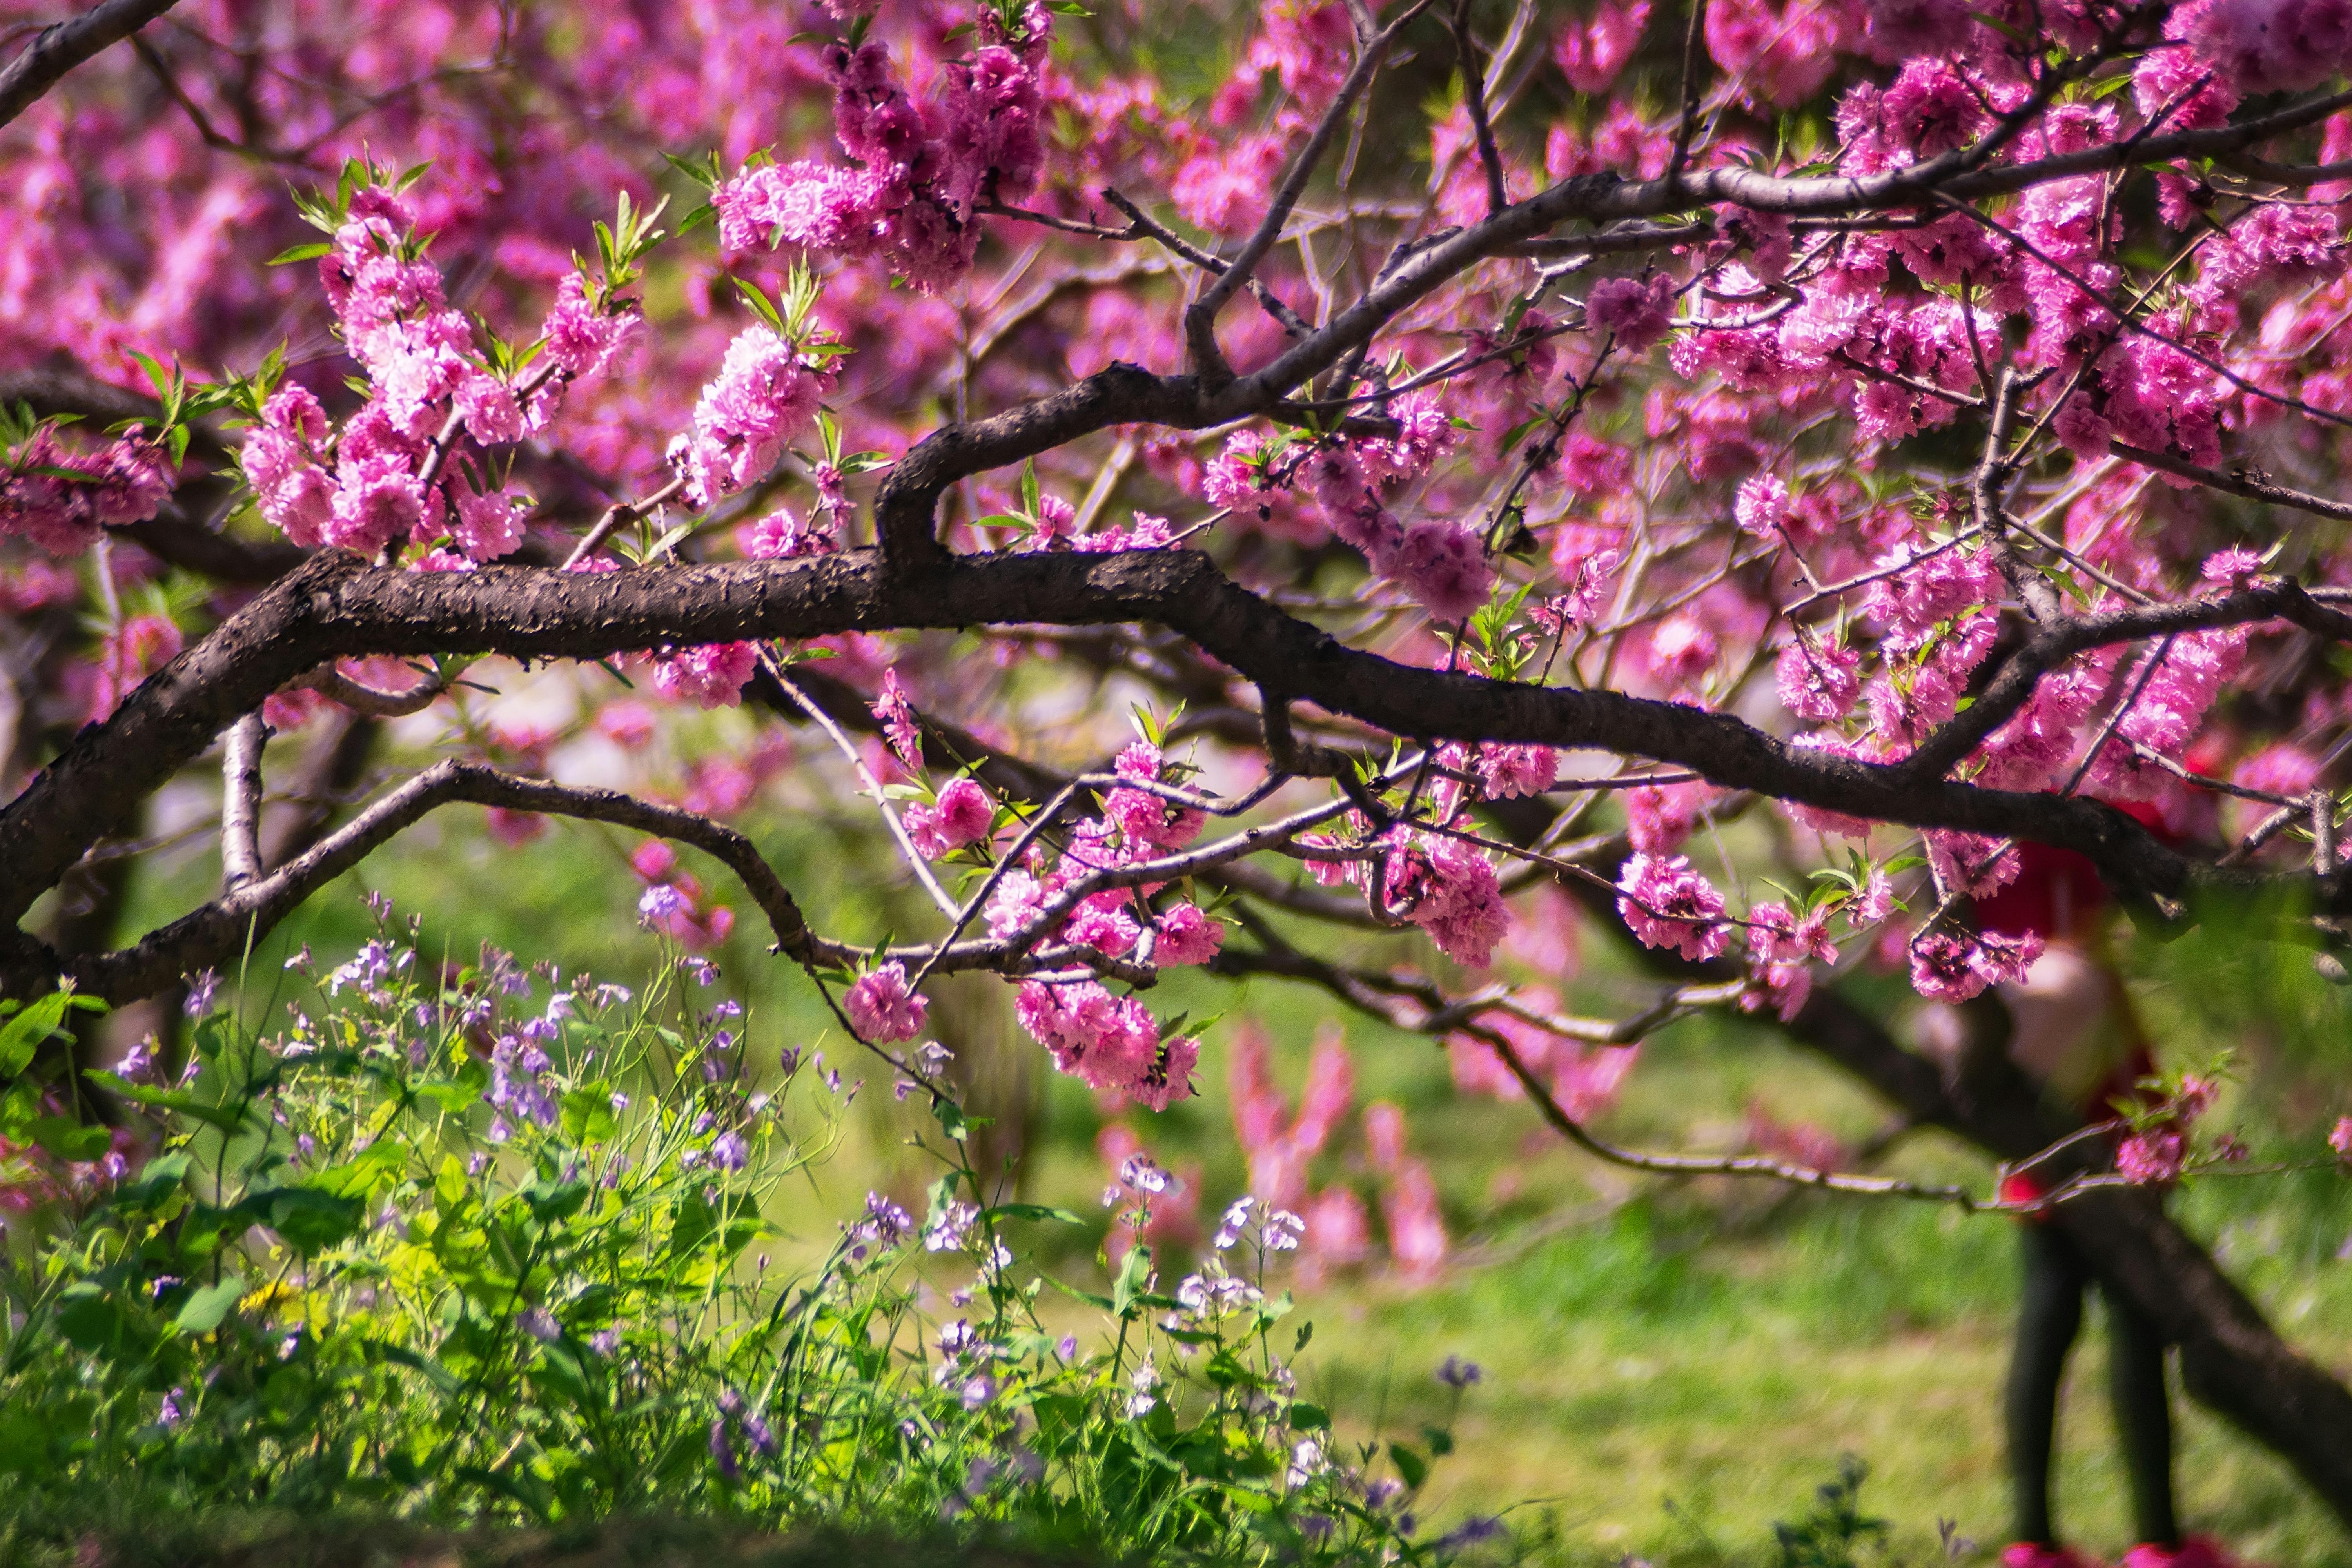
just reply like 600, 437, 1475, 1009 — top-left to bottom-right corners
7, 0, 2352, 1518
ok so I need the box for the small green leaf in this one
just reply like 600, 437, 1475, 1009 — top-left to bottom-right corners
984, 1202, 1087, 1226
1388, 1442, 1429, 1490
173, 1275, 248, 1336
1112, 1241, 1153, 1318
267, 241, 334, 266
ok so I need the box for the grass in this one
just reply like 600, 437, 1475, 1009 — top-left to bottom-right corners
92, 793, 2352, 1564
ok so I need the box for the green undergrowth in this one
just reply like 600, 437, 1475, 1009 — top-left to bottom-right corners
45, 807, 2352, 1564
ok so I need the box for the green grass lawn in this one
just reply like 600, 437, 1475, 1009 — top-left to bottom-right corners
100, 800, 2352, 1564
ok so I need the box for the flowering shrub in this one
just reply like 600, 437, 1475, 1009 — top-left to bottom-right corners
0, 923, 1486, 1561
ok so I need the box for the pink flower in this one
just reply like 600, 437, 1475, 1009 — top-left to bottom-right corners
1014, 978, 1160, 1091
650, 642, 758, 708
873, 669, 923, 769
2116, 1127, 2185, 1186
450, 471, 526, 561
670, 326, 828, 507
1907, 927, 2043, 1002
1615, 853, 1730, 961
1734, 474, 1792, 537
1408, 835, 1510, 967
1775, 634, 1862, 722
630, 839, 678, 881
846, 962, 929, 1042
740, 506, 835, 560
1553, 0, 1650, 92
1625, 779, 1713, 853
1475, 742, 1557, 799
984, 869, 1047, 939
598, 701, 657, 748
905, 777, 994, 859
1387, 520, 1494, 622
2330, 1116, 2352, 1162
1154, 903, 1225, 965
541, 274, 637, 379
326, 448, 428, 558
1585, 274, 1675, 355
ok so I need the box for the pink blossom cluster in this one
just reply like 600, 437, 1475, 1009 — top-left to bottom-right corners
0, 428, 171, 556
1742, 900, 1839, 1020
1226, 1024, 1449, 1283
1907, 927, 2045, 1002
711, 15, 1049, 293
905, 777, 994, 859
1616, 853, 1731, 962
648, 641, 759, 709
1017, 978, 1198, 1109
239, 183, 638, 563
669, 326, 833, 507
1298, 822, 1513, 969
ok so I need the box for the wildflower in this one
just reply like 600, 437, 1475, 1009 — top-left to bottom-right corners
924, 1200, 980, 1252
637, 884, 686, 924
183, 969, 220, 1016
158, 1388, 187, 1428
2332, 1116, 2352, 1163
709, 1419, 740, 1481
1435, 1516, 1506, 1551
1287, 1437, 1327, 1486
710, 1131, 748, 1172
1214, 1196, 1256, 1250
589, 1328, 621, 1356
960, 1374, 998, 1410
1263, 1208, 1305, 1251
1120, 1153, 1170, 1194
1056, 1334, 1078, 1361
1437, 1355, 1484, 1388
1126, 1356, 1160, 1417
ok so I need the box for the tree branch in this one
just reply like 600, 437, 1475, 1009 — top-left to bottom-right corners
0, 0, 178, 129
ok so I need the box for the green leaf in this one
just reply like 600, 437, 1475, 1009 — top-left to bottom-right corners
932, 1098, 970, 1142
524, 1178, 590, 1225
0, 990, 82, 1076
1289, 1401, 1330, 1430
983, 1202, 1086, 1226
54, 1283, 130, 1354
173, 1275, 248, 1336
111, 1152, 191, 1210
1112, 1241, 1152, 1318
1038, 1273, 1114, 1312
252, 1185, 364, 1253
267, 241, 334, 266
560, 1083, 617, 1143
28, 1115, 110, 1162
367, 1340, 462, 1396
1388, 1442, 1429, 1490
83, 1070, 250, 1132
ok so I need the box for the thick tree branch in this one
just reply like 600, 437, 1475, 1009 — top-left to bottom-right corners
0, 0, 179, 128
13, 549, 2352, 987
